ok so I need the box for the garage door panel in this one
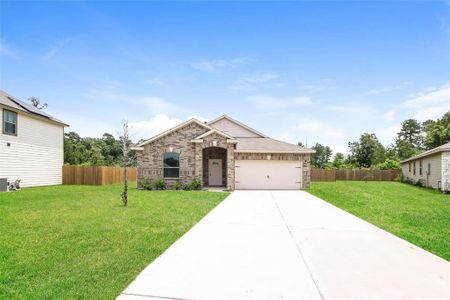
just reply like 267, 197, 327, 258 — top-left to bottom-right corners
235, 160, 302, 190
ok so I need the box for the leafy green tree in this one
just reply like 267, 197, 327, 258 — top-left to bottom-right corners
63, 131, 136, 166
375, 158, 401, 170
398, 119, 422, 148
423, 112, 450, 149
332, 152, 345, 168
311, 142, 333, 168
28, 97, 48, 110
394, 138, 417, 160
348, 133, 385, 168
64, 131, 88, 165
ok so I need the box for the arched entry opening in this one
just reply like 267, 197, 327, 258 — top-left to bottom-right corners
202, 147, 227, 187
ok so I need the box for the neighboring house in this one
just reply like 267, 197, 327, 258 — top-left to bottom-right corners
134, 115, 314, 190
401, 142, 450, 192
0, 91, 68, 187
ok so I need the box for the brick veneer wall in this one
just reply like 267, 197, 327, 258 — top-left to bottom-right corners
136, 123, 209, 186
137, 126, 236, 190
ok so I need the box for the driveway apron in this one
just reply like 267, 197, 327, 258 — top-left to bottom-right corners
118, 191, 450, 300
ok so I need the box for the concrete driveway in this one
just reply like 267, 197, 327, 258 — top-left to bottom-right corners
118, 191, 450, 300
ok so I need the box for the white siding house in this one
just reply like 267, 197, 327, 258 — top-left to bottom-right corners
0, 91, 68, 187
401, 142, 450, 192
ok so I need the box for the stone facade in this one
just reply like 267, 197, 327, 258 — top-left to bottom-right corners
136, 121, 310, 190
136, 122, 209, 186
137, 125, 235, 190
198, 132, 235, 190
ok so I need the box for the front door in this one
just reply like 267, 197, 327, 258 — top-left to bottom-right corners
208, 159, 223, 186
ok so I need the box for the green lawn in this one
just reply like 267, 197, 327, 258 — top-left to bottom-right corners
0, 184, 228, 299
309, 181, 450, 261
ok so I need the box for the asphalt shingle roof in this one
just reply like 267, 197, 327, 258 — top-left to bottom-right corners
0, 90, 68, 126
401, 141, 450, 163
235, 137, 314, 153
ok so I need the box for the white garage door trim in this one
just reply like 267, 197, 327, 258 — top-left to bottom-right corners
235, 160, 302, 190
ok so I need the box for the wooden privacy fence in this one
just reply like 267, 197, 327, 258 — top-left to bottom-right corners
311, 169, 400, 182
63, 165, 137, 185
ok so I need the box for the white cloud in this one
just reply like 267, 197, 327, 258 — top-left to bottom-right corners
402, 84, 450, 120
291, 120, 344, 139
85, 89, 181, 114
368, 81, 411, 95
191, 57, 252, 71
240, 72, 279, 83
44, 38, 71, 60
144, 78, 165, 86
247, 94, 312, 109
375, 125, 401, 146
0, 40, 19, 58
277, 121, 347, 154
298, 84, 325, 92
187, 115, 210, 123
129, 114, 182, 141
229, 72, 280, 91
383, 109, 395, 121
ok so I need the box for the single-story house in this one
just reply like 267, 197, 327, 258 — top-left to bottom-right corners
401, 141, 450, 192
134, 115, 314, 190
0, 90, 68, 187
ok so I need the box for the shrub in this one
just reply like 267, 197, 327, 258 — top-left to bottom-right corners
139, 177, 153, 190
375, 159, 401, 170
182, 183, 192, 191
172, 180, 183, 190
153, 177, 166, 190
402, 177, 414, 185
189, 179, 203, 190
415, 179, 425, 188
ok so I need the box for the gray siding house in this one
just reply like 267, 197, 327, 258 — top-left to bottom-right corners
133, 115, 314, 190
401, 142, 450, 192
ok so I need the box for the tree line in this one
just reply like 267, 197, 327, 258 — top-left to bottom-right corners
306, 111, 450, 170
64, 131, 136, 166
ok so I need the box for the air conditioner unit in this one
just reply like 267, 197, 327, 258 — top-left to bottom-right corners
0, 178, 8, 192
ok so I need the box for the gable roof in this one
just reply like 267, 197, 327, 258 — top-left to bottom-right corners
136, 118, 212, 147
401, 141, 450, 163
235, 137, 315, 154
208, 115, 267, 138
194, 129, 235, 140
195, 128, 234, 140
0, 90, 68, 126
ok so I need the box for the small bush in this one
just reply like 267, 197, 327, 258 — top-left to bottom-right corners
172, 180, 183, 190
189, 179, 203, 190
182, 183, 192, 191
415, 179, 425, 188
153, 177, 166, 190
139, 177, 153, 190
375, 159, 401, 170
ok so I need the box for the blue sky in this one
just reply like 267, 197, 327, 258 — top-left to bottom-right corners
1, 1, 450, 153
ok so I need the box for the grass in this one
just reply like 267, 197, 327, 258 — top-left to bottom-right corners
0, 184, 228, 299
309, 181, 450, 261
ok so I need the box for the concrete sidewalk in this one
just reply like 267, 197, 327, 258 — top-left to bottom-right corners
118, 191, 450, 300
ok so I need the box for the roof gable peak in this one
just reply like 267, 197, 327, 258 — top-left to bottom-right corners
207, 114, 267, 138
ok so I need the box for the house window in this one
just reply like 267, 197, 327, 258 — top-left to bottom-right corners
3, 109, 17, 135
409, 163, 411, 173
413, 162, 416, 175
427, 163, 431, 174
163, 152, 179, 178
419, 160, 422, 176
